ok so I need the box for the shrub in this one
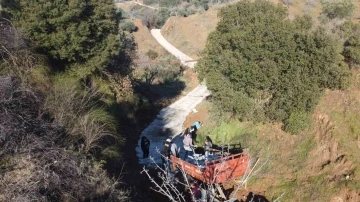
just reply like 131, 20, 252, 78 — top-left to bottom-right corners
156, 8, 171, 27
142, 9, 157, 28
120, 20, 137, 33
45, 76, 119, 153
344, 34, 360, 65
159, 0, 181, 7
199, 0, 210, 11
320, 0, 355, 20
284, 110, 311, 135
146, 49, 159, 60
143, 0, 159, 5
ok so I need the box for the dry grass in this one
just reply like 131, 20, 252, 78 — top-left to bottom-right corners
132, 19, 169, 58
160, 0, 360, 60
161, 7, 219, 59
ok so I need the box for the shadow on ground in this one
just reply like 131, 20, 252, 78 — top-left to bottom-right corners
134, 79, 186, 105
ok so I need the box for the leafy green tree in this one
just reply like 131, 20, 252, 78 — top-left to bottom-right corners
1, 0, 131, 77
196, 0, 350, 131
344, 34, 360, 65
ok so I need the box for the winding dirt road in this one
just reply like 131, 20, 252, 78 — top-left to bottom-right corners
136, 29, 210, 165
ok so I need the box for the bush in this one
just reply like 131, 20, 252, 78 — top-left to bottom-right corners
200, 0, 209, 10
143, 0, 159, 5
156, 8, 171, 27
284, 111, 311, 135
337, 21, 360, 39
344, 34, 360, 65
45, 76, 119, 153
120, 20, 137, 33
146, 49, 159, 60
320, 0, 355, 20
159, 0, 181, 7
0, 55, 128, 201
141, 9, 157, 28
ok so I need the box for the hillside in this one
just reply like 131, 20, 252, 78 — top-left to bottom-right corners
161, 7, 219, 59
161, 0, 360, 201
161, 0, 360, 56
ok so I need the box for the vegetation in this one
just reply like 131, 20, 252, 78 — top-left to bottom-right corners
120, 20, 138, 33
1, 0, 132, 77
320, 0, 355, 21
339, 21, 360, 66
196, 0, 350, 133
134, 0, 238, 27
0, 21, 128, 201
0, 0, 137, 200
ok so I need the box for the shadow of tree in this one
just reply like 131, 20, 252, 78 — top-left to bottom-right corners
134, 79, 186, 104
242, 192, 269, 202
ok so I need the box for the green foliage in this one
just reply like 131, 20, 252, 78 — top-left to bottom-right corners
295, 135, 315, 163
143, 0, 159, 5
320, 0, 355, 20
141, 8, 171, 28
200, 0, 209, 10
45, 75, 120, 153
146, 49, 159, 60
284, 110, 311, 134
120, 20, 137, 33
337, 20, 360, 39
1, 0, 131, 75
197, 120, 254, 144
344, 34, 360, 65
335, 21, 360, 66
159, 0, 181, 7
156, 8, 171, 27
196, 0, 350, 127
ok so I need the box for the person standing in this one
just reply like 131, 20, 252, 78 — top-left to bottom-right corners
141, 136, 150, 158
192, 121, 202, 130
204, 136, 212, 158
161, 138, 172, 170
170, 141, 180, 158
183, 133, 193, 160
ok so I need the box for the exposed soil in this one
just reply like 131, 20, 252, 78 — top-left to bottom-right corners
182, 100, 212, 129
132, 19, 169, 58
161, 7, 219, 59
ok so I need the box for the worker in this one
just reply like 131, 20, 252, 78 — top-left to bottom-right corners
161, 140, 171, 170
204, 136, 212, 158
183, 133, 194, 160
192, 121, 202, 130
140, 136, 150, 158
170, 141, 180, 158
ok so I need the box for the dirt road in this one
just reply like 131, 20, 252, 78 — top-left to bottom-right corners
151, 29, 197, 68
136, 29, 210, 165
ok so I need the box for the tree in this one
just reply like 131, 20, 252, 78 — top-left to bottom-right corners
1, 0, 131, 77
196, 0, 350, 131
